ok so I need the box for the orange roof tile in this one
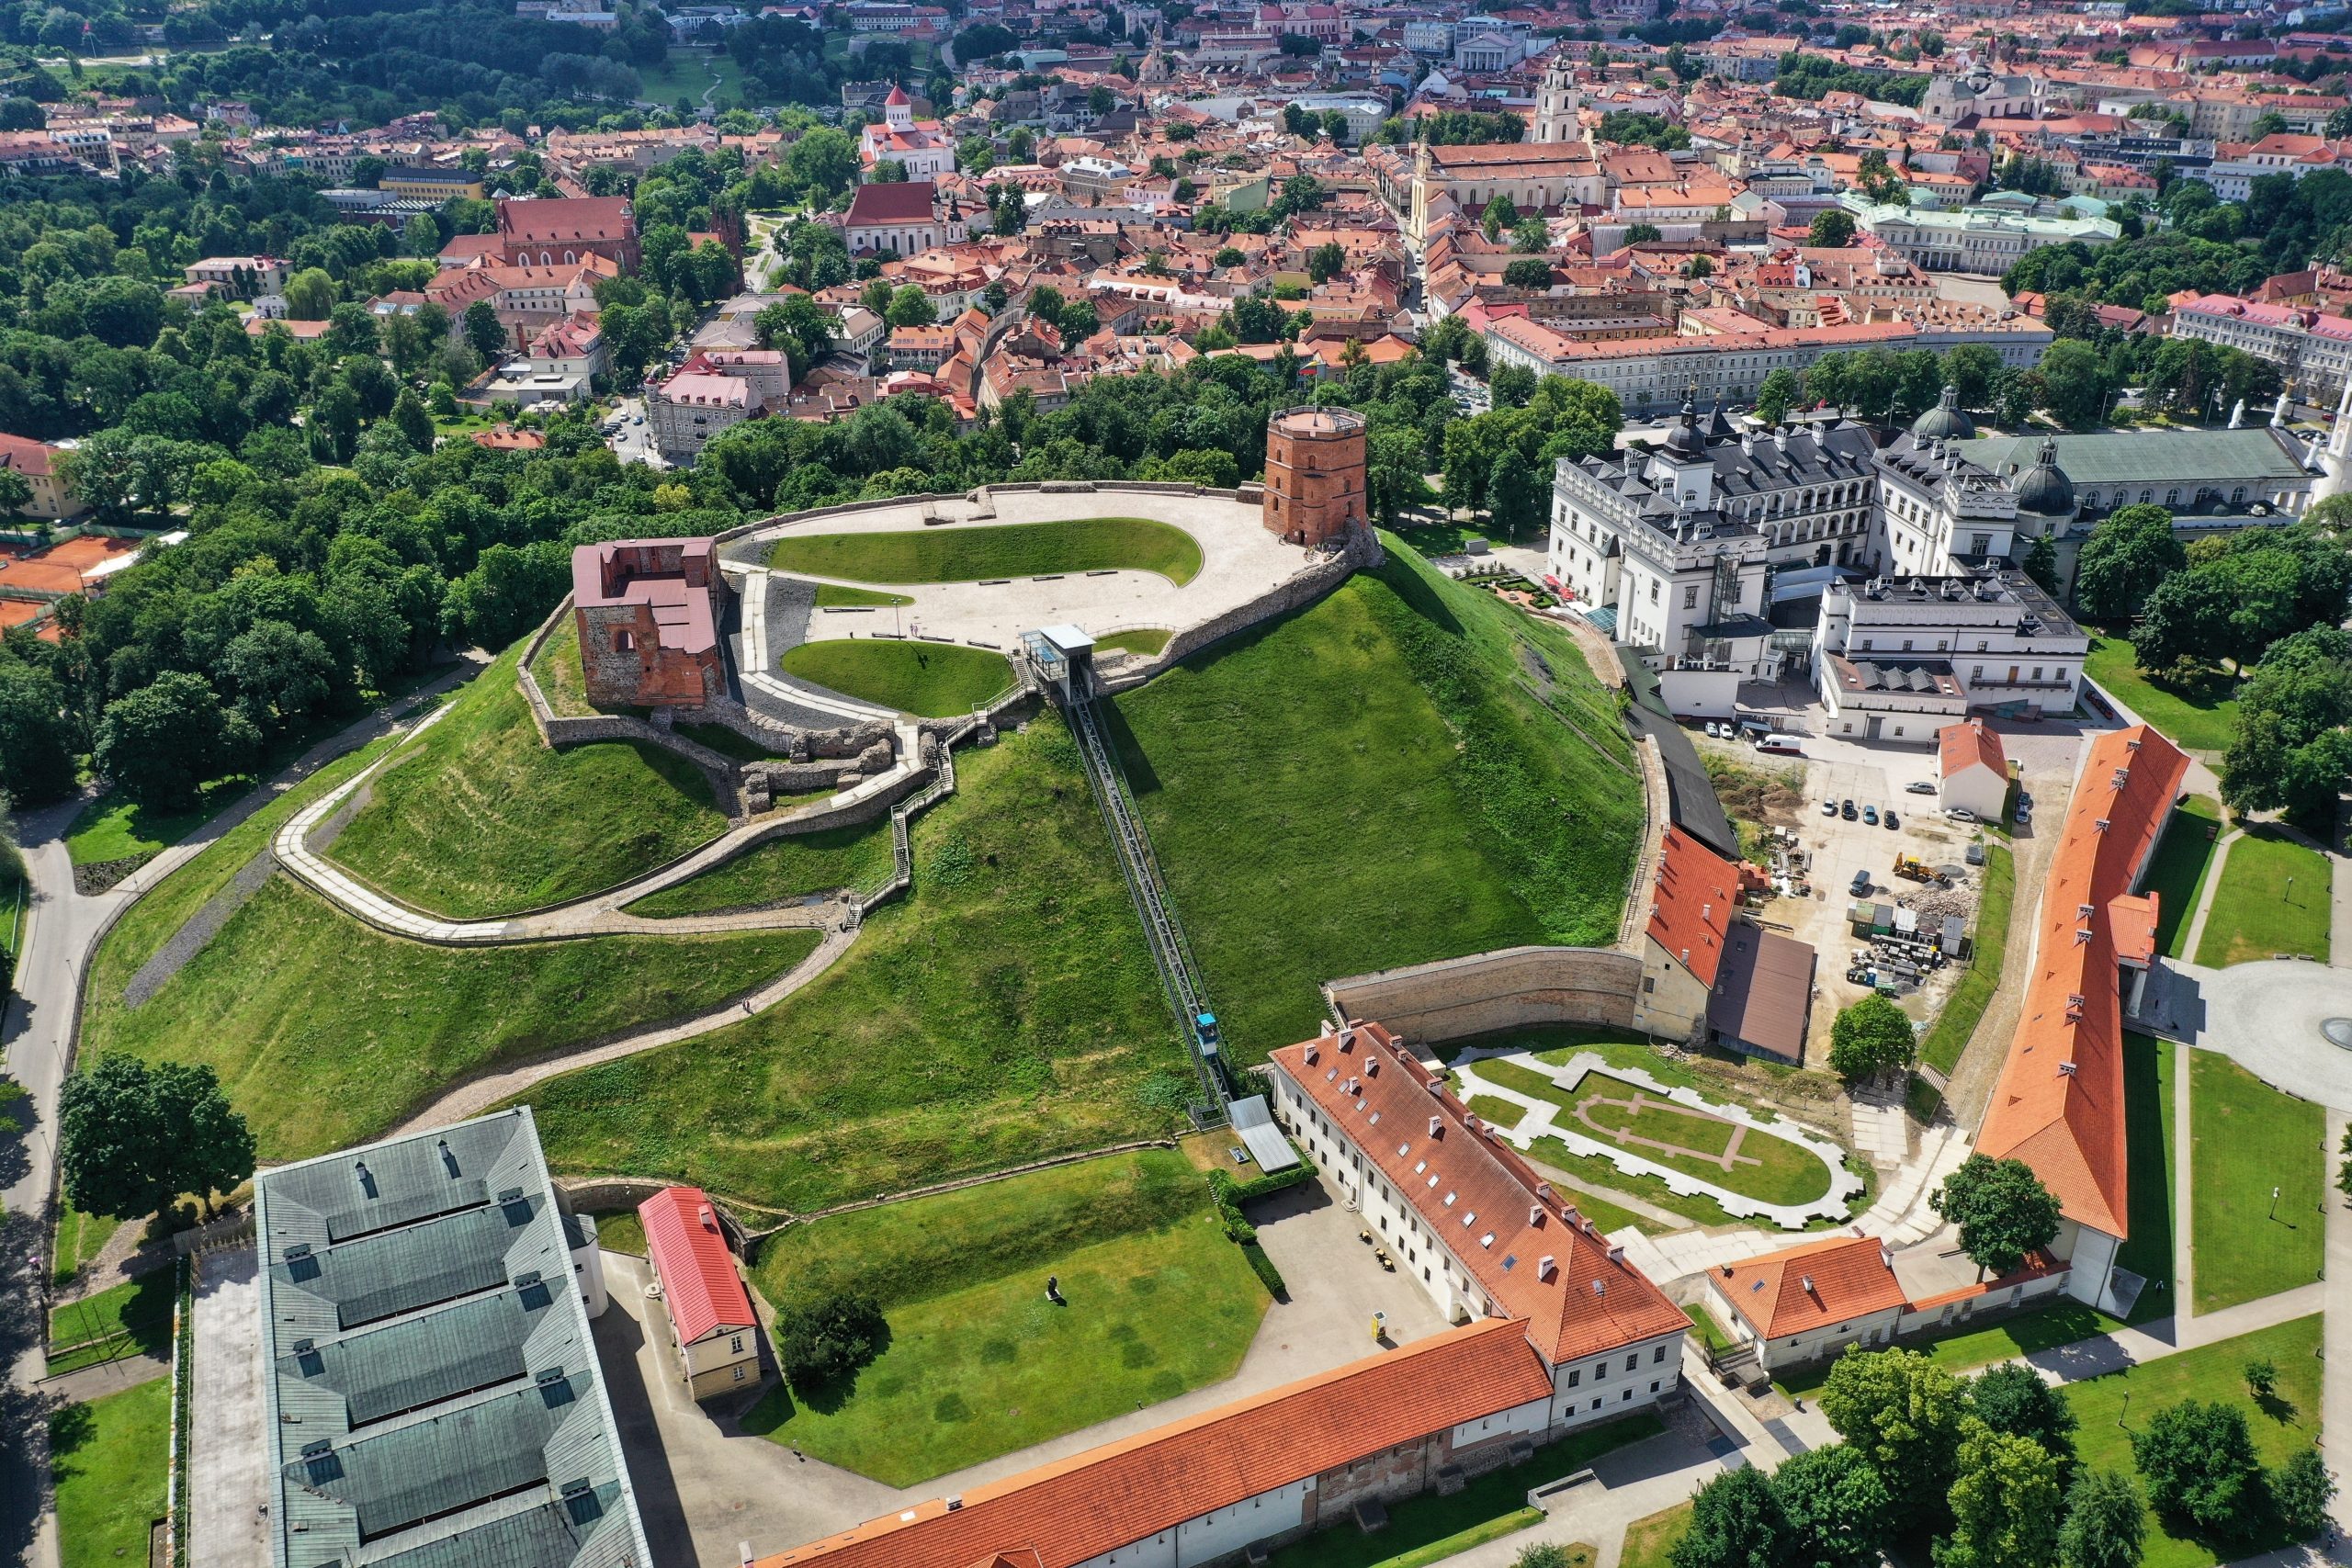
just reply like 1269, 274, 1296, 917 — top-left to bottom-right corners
754, 1319, 1555, 1568
1714, 1234, 1905, 1338
1272, 1023, 1688, 1366
1647, 827, 1736, 987
1939, 717, 2007, 782
1975, 726, 2188, 1239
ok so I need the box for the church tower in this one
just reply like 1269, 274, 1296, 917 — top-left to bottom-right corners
1534, 55, 1577, 143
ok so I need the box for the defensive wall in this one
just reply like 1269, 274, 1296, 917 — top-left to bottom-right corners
1322, 946, 1645, 1046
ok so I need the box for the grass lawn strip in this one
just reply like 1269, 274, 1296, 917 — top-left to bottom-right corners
1682, 1303, 1734, 1356
1260, 1420, 1651, 1568
1464, 1093, 1526, 1131
1917, 842, 2015, 1077
523, 716, 1191, 1212
2062, 1314, 2322, 1568
51, 1380, 170, 1568
66, 785, 240, 869
47, 1271, 175, 1375
1620, 1503, 1695, 1568
780, 639, 1013, 717
2114, 1032, 2177, 1321
1472, 1056, 1833, 1208
811, 583, 913, 608
749, 1150, 1204, 1312
769, 517, 1204, 585
2140, 798, 2223, 959
2084, 632, 2241, 752
82, 874, 820, 1163
741, 1213, 1265, 1486
2194, 828, 2334, 967
1111, 541, 1638, 1056
51, 1207, 124, 1288
1096, 628, 1170, 655
1525, 1136, 1735, 1230
327, 645, 729, 918
624, 819, 894, 918
2187, 1049, 2323, 1314
528, 615, 597, 718
588, 1210, 647, 1256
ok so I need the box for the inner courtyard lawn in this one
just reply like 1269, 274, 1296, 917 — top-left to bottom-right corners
523, 716, 1193, 1212
749, 1149, 1204, 1313
1474, 1057, 1831, 1207
2140, 797, 2223, 958
2062, 1315, 2323, 1568
327, 647, 730, 918
780, 638, 1013, 717
81, 874, 820, 1162
2193, 828, 2334, 967
1464, 1093, 1526, 1130
1916, 842, 2014, 1077
51, 1381, 169, 1568
1110, 542, 1640, 1057
2115, 1032, 2177, 1319
2188, 1049, 2324, 1314
1620, 1503, 1695, 1568
741, 1212, 1265, 1485
769, 516, 1204, 585
1096, 627, 1171, 655
2084, 632, 2241, 752
624, 820, 895, 917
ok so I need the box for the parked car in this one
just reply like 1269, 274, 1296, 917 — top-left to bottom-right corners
1965, 842, 1986, 866
1841, 799, 1858, 820
1821, 798, 1838, 816
1703, 721, 1722, 738
1947, 807, 1977, 824
1850, 869, 1872, 896
1905, 780, 1936, 795
1862, 805, 1879, 826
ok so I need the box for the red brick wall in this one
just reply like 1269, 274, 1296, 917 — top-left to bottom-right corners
1263, 419, 1367, 546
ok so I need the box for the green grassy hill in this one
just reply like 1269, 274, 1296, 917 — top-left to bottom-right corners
769, 517, 1203, 585
1109, 539, 1641, 1056
522, 715, 1193, 1211
325, 647, 730, 918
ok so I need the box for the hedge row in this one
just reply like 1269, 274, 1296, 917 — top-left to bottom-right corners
1205, 1145, 1315, 1298
1240, 1240, 1287, 1299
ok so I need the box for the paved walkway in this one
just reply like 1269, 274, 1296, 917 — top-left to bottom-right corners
36, 1350, 165, 1404
2324, 1111, 2352, 1534
188, 1249, 266, 1568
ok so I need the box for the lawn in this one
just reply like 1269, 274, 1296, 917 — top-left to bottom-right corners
1621, 1503, 1694, 1568
2188, 1049, 2323, 1314
51, 1381, 169, 1568
672, 719, 784, 762
1464, 1092, 1526, 1130
1111, 541, 1640, 1056
1260, 1418, 1651, 1568
770, 517, 1204, 585
2140, 797, 2223, 959
1097, 628, 1171, 655
812, 583, 913, 608
1917, 842, 2015, 1077
51, 1207, 124, 1289
523, 716, 1193, 1212
528, 615, 598, 718
1775, 1300, 2124, 1396
1525, 1135, 1734, 1230
327, 645, 730, 918
2084, 632, 2241, 753
1475, 1057, 1831, 1207
2116, 1032, 2177, 1321
633, 47, 746, 108
780, 639, 1014, 717
626, 820, 895, 917
741, 1207, 1265, 1484
1682, 1303, 1734, 1356
748, 1149, 1204, 1312
65, 784, 242, 868
47, 1272, 175, 1375
588, 1209, 647, 1257
2063, 1315, 2324, 1568
81, 874, 820, 1162
2193, 828, 2334, 967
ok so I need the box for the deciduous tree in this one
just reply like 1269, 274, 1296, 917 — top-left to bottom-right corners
1932, 1155, 2062, 1280
1828, 996, 1915, 1082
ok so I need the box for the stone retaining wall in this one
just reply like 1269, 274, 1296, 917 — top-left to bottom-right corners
1324, 945, 1644, 1045
1099, 527, 1377, 694
556, 1177, 752, 1251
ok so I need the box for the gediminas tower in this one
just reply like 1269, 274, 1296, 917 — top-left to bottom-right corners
1262, 405, 1367, 547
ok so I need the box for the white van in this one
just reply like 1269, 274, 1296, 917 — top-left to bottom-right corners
1756, 733, 1804, 755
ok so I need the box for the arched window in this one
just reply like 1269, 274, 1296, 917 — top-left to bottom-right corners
565, 250, 577, 265
614, 630, 636, 653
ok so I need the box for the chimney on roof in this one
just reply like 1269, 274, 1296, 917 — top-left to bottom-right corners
1801, 1274, 1816, 1294
2094, 818, 2111, 832
1530, 1203, 1546, 1226
1430, 1115, 1443, 1136
697, 1203, 716, 1232
946, 1495, 964, 1512
2059, 1061, 2078, 1077
1304, 1043, 1319, 1065
1608, 1244, 1625, 1263
1538, 1255, 1558, 1281
2075, 928, 2095, 945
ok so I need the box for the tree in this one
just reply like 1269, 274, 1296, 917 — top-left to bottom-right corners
222, 619, 336, 736
389, 388, 436, 454
1307, 241, 1347, 285
2271, 1449, 2335, 1541
774, 1292, 888, 1393
1504, 258, 1555, 289
2023, 533, 2061, 595
1626, 222, 1664, 244
1967, 1363, 2076, 1472
1939, 1422, 2064, 1568
1510, 1547, 1577, 1568
1755, 367, 1801, 427
1931, 1155, 2062, 1280
2072, 504, 2185, 620
0, 469, 28, 517
1480, 193, 1521, 239
885, 285, 935, 329
756, 295, 833, 372
464, 299, 508, 361
1772, 1442, 1891, 1568
1808, 209, 1857, 247
282, 265, 337, 320
2034, 339, 2110, 429
0, 659, 75, 806
2129, 1401, 2262, 1535
58, 1055, 255, 1221
1828, 996, 1915, 1082
1671, 1465, 1789, 1568
2057, 1470, 2145, 1568
1686, 254, 1715, 279
1489, 447, 1544, 540
1512, 218, 1551, 253
2222, 625, 2352, 829
93, 671, 255, 807
1818, 1348, 1968, 1514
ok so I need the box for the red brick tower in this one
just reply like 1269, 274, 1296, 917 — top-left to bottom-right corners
1261, 406, 1367, 547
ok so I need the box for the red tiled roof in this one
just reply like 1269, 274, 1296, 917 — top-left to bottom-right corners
1647, 827, 1736, 987
846, 180, 938, 227
1939, 717, 2007, 783
497, 194, 636, 245
0, 432, 61, 479
1975, 725, 2188, 1239
754, 1319, 1555, 1568
1714, 1234, 1905, 1337
1271, 1022, 1688, 1366
637, 1186, 756, 1346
